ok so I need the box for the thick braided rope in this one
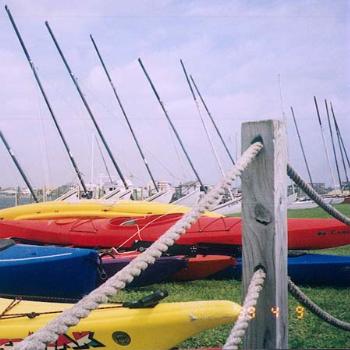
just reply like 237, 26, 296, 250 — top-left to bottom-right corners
223, 269, 266, 350
14, 141, 263, 350
287, 164, 350, 226
288, 278, 350, 331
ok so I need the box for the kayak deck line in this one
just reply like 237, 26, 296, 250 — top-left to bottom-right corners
0, 252, 73, 262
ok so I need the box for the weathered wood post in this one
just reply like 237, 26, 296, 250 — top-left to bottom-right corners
241, 120, 288, 349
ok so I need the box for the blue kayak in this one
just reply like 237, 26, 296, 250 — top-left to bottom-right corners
211, 253, 350, 286
0, 239, 98, 300
0, 239, 188, 300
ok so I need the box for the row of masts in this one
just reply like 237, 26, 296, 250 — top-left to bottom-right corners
2, 5, 349, 203
291, 96, 350, 193
1, 5, 237, 202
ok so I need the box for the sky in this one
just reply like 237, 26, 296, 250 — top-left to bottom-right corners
0, 0, 349, 189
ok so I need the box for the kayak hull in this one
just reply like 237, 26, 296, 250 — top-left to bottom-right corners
100, 254, 188, 287
1, 214, 350, 250
0, 200, 220, 220
227, 254, 350, 286
172, 255, 236, 281
0, 243, 98, 300
0, 299, 240, 350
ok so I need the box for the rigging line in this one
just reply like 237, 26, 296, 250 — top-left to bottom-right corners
45, 21, 129, 190
314, 96, 337, 189
94, 135, 113, 184
35, 78, 51, 195
330, 102, 350, 171
90, 35, 159, 192
335, 127, 349, 183
5, 6, 88, 195
138, 58, 206, 192
325, 99, 342, 192
76, 84, 142, 180
290, 106, 313, 185
46, 80, 111, 181
168, 124, 191, 181
180, 59, 226, 178
143, 147, 183, 182
332, 113, 349, 183
190, 74, 235, 166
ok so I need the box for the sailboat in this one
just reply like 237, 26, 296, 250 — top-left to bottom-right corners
181, 64, 242, 214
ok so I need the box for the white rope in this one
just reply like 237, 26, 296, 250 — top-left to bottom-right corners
223, 268, 266, 350
14, 141, 263, 350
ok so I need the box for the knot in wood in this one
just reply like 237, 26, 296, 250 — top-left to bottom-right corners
254, 203, 272, 225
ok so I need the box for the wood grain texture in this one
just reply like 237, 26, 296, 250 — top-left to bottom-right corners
241, 120, 288, 349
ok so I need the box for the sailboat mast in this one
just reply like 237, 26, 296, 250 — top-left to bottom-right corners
180, 59, 225, 178
290, 106, 313, 185
328, 103, 349, 183
138, 58, 205, 191
90, 35, 159, 192
314, 96, 337, 189
325, 99, 343, 191
45, 22, 129, 190
5, 6, 88, 195
190, 75, 235, 166
330, 102, 350, 171
334, 123, 349, 183
0, 130, 38, 202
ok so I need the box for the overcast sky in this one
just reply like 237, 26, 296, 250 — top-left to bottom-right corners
0, 0, 349, 189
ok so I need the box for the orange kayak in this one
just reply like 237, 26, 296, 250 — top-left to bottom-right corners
173, 255, 236, 281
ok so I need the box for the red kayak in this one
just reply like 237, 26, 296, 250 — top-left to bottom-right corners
0, 213, 349, 250
103, 252, 236, 282
172, 255, 236, 281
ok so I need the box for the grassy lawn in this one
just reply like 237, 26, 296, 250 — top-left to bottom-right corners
114, 204, 350, 349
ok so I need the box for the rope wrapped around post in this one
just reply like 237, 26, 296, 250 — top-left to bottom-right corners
223, 268, 266, 350
287, 164, 350, 226
13, 141, 264, 350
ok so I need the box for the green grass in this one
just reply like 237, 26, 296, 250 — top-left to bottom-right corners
287, 203, 350, 219
113, 204, 350, 349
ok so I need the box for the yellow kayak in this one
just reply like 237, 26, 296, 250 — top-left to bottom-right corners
0, 298, 240, 350
0, 200, 221, 220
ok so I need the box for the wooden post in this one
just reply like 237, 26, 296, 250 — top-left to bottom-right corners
241, 120, 288, 349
